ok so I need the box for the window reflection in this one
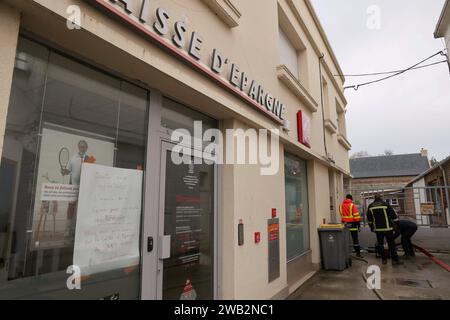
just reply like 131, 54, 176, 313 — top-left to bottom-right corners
163, 151, 214, 300
161, 98, 216, 135
285, 153, 310, 260
0, 38, 148, 299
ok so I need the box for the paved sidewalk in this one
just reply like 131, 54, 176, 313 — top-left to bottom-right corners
289, 252, 450, 300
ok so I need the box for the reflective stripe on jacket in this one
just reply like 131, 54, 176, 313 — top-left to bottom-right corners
346, 222, 359, 232
367, 201, 399, 232
339, 199, 361, 223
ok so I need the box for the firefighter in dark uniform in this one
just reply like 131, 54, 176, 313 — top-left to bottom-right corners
367, 194, 404, 265
394, 218, 418, 258
339, 194, 363, 258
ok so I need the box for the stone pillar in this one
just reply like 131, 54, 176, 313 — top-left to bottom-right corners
0, 2, 21, 155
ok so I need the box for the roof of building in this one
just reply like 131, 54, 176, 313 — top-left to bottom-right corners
407, 155, 450, 186
435, 0, 450, 38
350, 154, 430, 179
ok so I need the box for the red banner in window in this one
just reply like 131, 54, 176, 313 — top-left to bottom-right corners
297, 110, 311, 148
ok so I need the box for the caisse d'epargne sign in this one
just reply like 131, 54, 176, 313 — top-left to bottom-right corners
89, 0, 287, 124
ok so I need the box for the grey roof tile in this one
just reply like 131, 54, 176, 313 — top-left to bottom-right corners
350, 154, 430, 178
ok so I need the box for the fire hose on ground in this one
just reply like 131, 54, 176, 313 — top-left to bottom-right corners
351, 244, 450, 300
413, 244, 450, 272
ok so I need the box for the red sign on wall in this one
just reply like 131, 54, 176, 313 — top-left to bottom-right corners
268, 223, 279, 241
297, 110, 311, 148
254, 232, 261, 244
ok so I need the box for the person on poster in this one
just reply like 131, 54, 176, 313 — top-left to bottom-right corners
61, 140, 96, 239
61, 140, 96, 185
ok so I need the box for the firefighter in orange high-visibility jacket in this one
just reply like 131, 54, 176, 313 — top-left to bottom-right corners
339, 194, 362, 258
367, 194, 403, 266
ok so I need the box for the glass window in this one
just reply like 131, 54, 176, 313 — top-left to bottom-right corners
279, 27, 299, 78
161, 99, 217, 300
284, 153, 309, 261
162, 150, 215, 300
0, 38, 149, 299
337, 103, 346, 136
161, 98, 216, 135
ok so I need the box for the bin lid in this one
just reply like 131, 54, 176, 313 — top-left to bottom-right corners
318, 224, 345, 231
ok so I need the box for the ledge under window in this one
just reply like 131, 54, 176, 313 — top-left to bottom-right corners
277, 64, 318, 113
202, 0, 241, 28
338, 134, 352, 150
324, 119, 337, 134
336, 101, 345, 114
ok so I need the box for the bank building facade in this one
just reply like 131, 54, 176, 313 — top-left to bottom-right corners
0, 0, 351, 299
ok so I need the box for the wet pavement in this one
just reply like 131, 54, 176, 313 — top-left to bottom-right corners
288, 252, 450, 300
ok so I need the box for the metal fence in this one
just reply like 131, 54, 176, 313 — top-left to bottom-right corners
344, 186, 450, 228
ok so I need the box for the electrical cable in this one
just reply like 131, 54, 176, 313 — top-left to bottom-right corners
344, 51, 446, 91
335, 60, 448, 77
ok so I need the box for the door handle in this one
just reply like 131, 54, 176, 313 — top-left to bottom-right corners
159, 235, 171, 260
147, 236, 153, 253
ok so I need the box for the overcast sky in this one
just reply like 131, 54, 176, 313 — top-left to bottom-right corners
311, 0, 450, 161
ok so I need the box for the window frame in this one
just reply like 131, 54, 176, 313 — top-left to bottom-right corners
0, 34, 151, 299
284, 152, 310, 262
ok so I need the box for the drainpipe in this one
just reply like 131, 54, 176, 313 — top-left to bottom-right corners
439, 164, 450, 226
319, 54, 335, 226
318, 53, 329, 161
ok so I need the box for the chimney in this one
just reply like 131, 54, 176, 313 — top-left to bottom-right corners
420, 148, 428, 158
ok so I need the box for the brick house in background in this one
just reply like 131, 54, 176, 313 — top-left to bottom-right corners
347, 149, 430, 217
404, 156, 450, 226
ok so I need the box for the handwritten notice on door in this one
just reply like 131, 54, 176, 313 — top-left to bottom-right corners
73, 163, 143, 276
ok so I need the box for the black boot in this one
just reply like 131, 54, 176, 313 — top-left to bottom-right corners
355, 245, 363, 258
392, 259, 404, 266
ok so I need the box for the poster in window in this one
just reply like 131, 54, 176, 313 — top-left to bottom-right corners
32, 125, 115, 250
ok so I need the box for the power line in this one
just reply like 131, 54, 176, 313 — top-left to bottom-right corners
343, 51, 447, 91
335, 60, 448, 77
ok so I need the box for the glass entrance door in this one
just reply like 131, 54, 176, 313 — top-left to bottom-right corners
158, 142, 215, 300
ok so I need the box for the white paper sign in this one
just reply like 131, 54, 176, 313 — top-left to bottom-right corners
73, 163, 143, 275
41, 183, 79, 202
